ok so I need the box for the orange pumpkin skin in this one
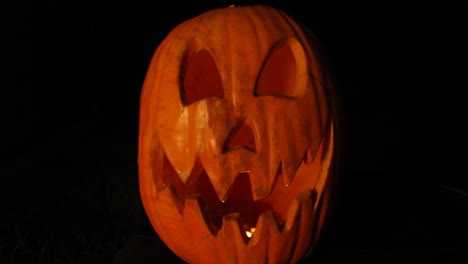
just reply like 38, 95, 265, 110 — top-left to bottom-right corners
138, 5, 341, 264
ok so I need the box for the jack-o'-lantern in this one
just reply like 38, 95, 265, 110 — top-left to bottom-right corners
138, 4, 341, 264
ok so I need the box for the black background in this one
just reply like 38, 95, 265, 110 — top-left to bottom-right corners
2, 0, 467, 263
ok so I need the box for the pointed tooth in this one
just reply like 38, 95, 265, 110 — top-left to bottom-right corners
163, 152, 197, 184
266, 211, 297, 263
150, 147, 165, 186
151, 185, 190, 261
249, 211, 280, 246
161, 155, 186, 197
184, 194, 218, 237
156, 185, 184, 216
304, 147, 317, 164
185, 157, 204, 185
204, 166, 238, 202
283, 189, 316, 232
221, 213, 247, 247
290, 189, 317, 263
177, 172, 190, 183
199, 145, 253, 202
283, 191, 301, 232
295, 189, 316, 215
259, 211, 281, 234
250, 160, 277, 201
237, 211, 276, 263
249, 170, 272, 201
281, 140, 308, 187
308, 179, 333, 252
281, 158, 302, 187
278, 129, 307, 186
215, 213, 243, 263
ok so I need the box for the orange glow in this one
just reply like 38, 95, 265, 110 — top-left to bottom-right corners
245, 227, 256, 238
138, 4, 341, 264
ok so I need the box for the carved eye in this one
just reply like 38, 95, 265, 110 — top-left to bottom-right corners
180, 46, 224, 106
255, 39, 297, 98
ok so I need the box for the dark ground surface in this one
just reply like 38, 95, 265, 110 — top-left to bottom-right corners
2, 1, 468, 263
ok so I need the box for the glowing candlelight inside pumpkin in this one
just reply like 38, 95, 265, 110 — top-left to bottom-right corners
245, 227, 256, 238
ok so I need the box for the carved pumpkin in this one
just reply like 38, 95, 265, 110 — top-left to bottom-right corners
138, 4, 341, 264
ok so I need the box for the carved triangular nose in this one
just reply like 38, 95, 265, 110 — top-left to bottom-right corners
223, 120, 256, 152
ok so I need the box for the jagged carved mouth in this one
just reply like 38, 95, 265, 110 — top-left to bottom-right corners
156, 137, 329, 242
